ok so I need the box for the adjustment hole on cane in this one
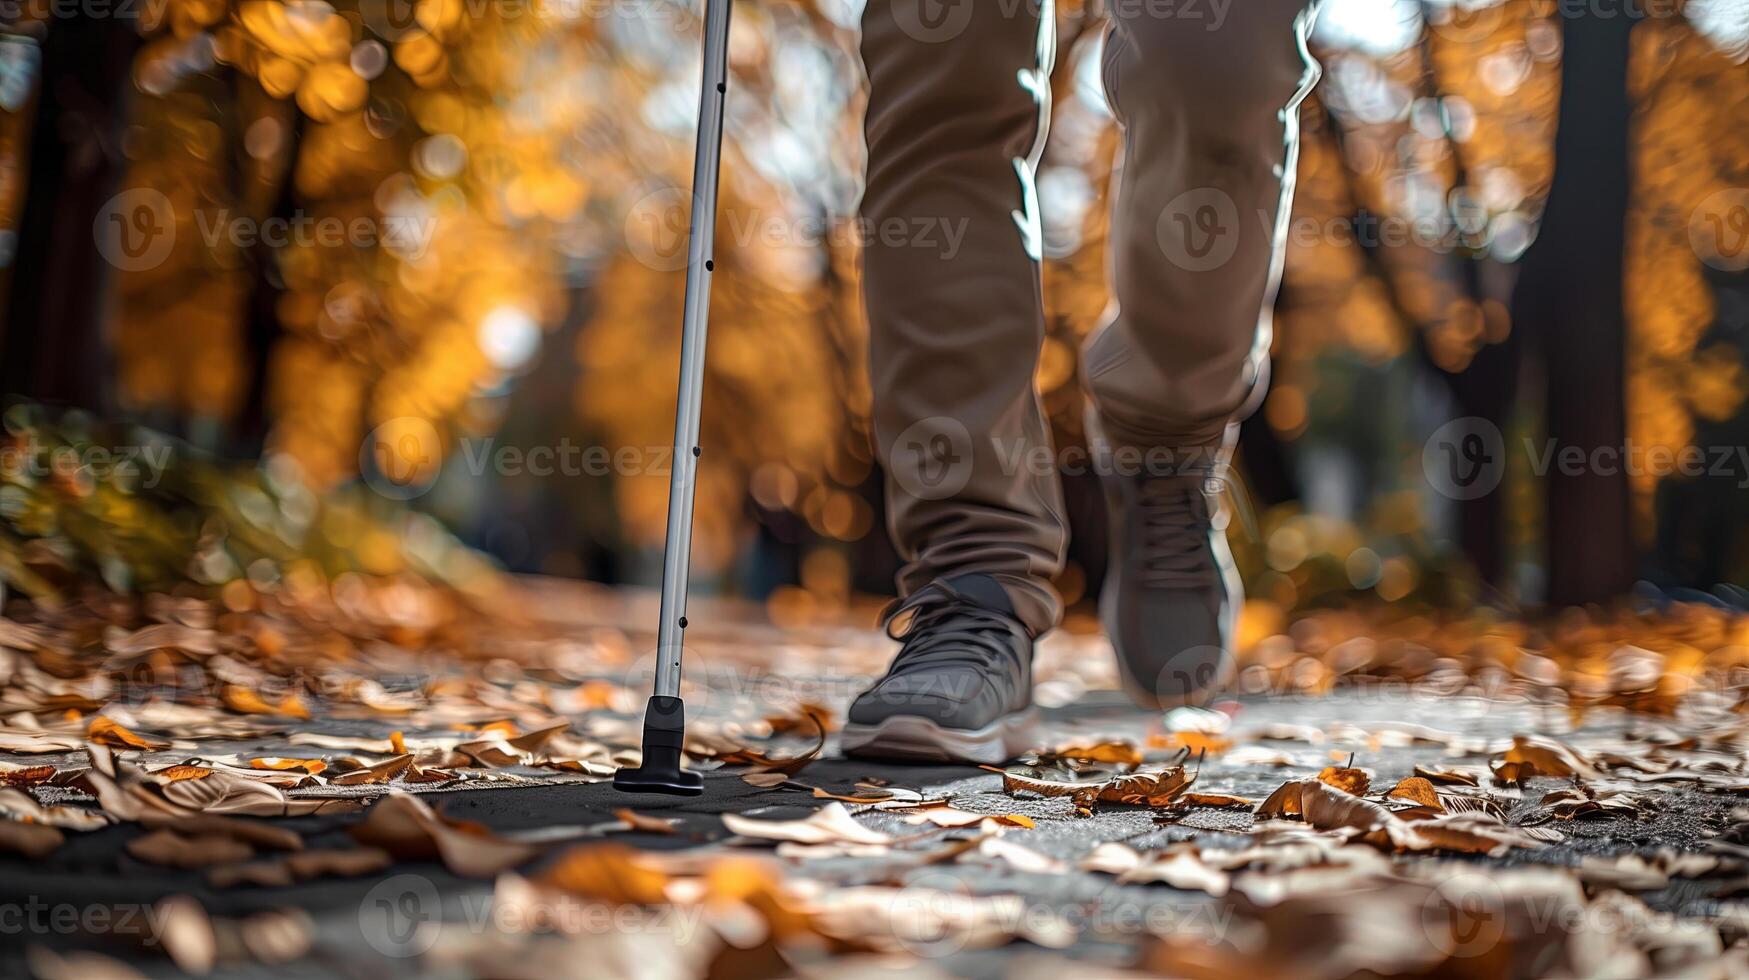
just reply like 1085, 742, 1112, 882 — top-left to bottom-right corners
692, 446, 700, 457
716, 82, 724, 93
678, 617, 688, 629
705, 260, 714, 271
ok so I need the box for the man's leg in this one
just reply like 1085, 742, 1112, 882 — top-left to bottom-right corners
844, 0, 1062, 762
1086, 0, 1321, 705
860, 0, 1066, 633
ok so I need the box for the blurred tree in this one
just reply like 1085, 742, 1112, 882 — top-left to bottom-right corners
1512, 0, 1638, 605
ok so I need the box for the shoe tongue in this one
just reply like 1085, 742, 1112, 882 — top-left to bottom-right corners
940, 573, 1015, 617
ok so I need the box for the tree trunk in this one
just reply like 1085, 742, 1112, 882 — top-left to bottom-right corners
1511, 1, 1639, 605
0, 21, 140, 408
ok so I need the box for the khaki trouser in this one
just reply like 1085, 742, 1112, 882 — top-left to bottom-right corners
862, 0, 1321, 634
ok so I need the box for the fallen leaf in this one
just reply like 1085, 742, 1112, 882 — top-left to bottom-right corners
723, 803, 891, 846
538, 843, 671, 904
208, 848, 394, 887
1502, 735, 1599, 780
1318, 765, 1371, 796
0, 764, 56, 787
330, 754, 414, 785
1177, 792, 1256, 809
1385, 777, 1442, 809
155, 896, 217, 975
614, 809, 679, 834
127, 829, 254, 868
87, 717, 168, 750
247, 757, 327, 775
0, 819, 64, 857
1032, 740, 1144, 767
714, 715, 827, 778
1414, 764, 1482, 786
221, 686, 311, 720
0, 788, 111, 830
349, 792, 540, 876
990, 764, 1193, 809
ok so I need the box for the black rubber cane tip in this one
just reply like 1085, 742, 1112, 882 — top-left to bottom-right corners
613, 695, 703, 796
612, 765, 704, 796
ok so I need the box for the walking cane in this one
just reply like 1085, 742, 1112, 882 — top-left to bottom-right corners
612, 0, 733, 796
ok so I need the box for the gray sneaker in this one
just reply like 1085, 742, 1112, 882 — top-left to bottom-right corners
1099, 464, 1240, 709
840, 573, 1037, 764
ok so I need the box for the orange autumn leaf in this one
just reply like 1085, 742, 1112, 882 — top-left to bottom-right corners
222, 686, 311, 720
1386, 776, 1442, 809
1036, 741, 1144, 767
1148, 732, 1232, 754
151, 765, 214, 782
87, 717, 168, 750
0, 766, 56, 787
540, 844, 670, 904
248, 758, 328, 774
1317, 766, 1371, 796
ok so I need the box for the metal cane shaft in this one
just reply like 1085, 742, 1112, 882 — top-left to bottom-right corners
654, 0, 732, 699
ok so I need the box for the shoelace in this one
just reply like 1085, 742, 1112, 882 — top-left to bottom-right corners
1136, 472, 1223, 589
875, 585, 1023, 700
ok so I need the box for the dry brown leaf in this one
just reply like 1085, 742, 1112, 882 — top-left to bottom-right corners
1413, 763, 1482, 786
23, 948, 149, 980
155, 896, 217, 975
247, 757, 327, 774
0, 788, 109, 830
807, 785, 896, 804
1317, 765, 1371, 796
723, 803, 891, 846
349, 792, 540, 876
614, 808, 679, 834
221, 686, 311, 720
208, 848, 394, 887
1033, 740, 1144, 767
1385, 776, 1442, 809
1177, 792, 1256, 809
87, 717, 168, 750
990, 764, 1193, 809
972, 836, 1065, 874
538, 843, 671, 904
714, 715, 827, 777
766, 703, 838, 736
330, 754, 414, 785
0, 764, 56, 787
0, 819, 65, 857
106, 623, 219, 657
1537, 786, 1659, 821
1502, 735, 1599, 780
1257, 778, 1546, 857
127, 829, 254, 868
151, 765, 214, 782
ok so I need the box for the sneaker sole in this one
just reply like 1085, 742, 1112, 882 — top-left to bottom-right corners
840, 709, 1039, 765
